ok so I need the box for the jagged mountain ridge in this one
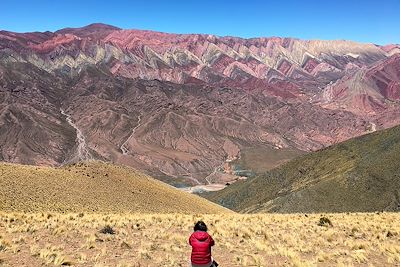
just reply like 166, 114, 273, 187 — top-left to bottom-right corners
0, 24, 389, 91
0, 23, 399, 185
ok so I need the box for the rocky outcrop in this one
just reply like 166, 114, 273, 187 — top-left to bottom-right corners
317, 54, 400, 127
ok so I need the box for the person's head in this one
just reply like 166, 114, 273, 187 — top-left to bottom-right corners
194, 221, 208, 232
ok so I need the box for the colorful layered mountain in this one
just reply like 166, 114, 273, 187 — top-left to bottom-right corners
0, 24, 399, 185
317, 54, 400, 116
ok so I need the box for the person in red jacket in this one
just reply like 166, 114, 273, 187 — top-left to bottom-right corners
189, 221, 218, 267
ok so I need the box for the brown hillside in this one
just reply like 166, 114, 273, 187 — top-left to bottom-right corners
0, 161, 230, 214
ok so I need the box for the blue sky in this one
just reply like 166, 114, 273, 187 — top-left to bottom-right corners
1, 0, 399, 45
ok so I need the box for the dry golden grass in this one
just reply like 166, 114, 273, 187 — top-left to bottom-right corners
0, 161, 228, 214
0, 212, 399, 266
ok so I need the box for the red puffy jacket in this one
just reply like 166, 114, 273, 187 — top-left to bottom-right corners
189, 231, 215, 265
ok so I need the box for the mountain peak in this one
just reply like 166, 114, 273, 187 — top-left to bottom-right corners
55, 23, 120, 37
81, 23, 121, 31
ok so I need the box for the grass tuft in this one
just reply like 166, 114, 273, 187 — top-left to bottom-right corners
318, 217, 333, 227
99, 225, 115, 235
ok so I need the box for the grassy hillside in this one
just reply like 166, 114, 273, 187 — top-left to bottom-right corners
0, 212, 399, 266
232, 146, 305, 174
0, 161, 229, 214
205, 125, 400, 213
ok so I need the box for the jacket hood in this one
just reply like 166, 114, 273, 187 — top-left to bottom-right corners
193, 231, 209, 241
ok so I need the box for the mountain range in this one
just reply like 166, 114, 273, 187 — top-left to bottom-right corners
1, 23, 399, 186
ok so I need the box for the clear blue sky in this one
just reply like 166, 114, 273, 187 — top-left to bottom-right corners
1, 0, 399, 45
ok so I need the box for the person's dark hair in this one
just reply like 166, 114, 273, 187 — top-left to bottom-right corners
194, 221, 208, 232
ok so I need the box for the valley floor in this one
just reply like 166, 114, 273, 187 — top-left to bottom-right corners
0, 212, 399, 266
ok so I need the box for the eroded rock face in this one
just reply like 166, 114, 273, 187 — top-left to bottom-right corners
317, 55, 400, 124
0, 23, 399, 185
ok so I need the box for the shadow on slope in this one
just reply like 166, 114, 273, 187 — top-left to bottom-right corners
205, 125, 400, 213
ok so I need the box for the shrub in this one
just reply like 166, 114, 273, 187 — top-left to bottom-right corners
99, 225, 115, 235
318, 217, 333, 227
386, 231, 395, 238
